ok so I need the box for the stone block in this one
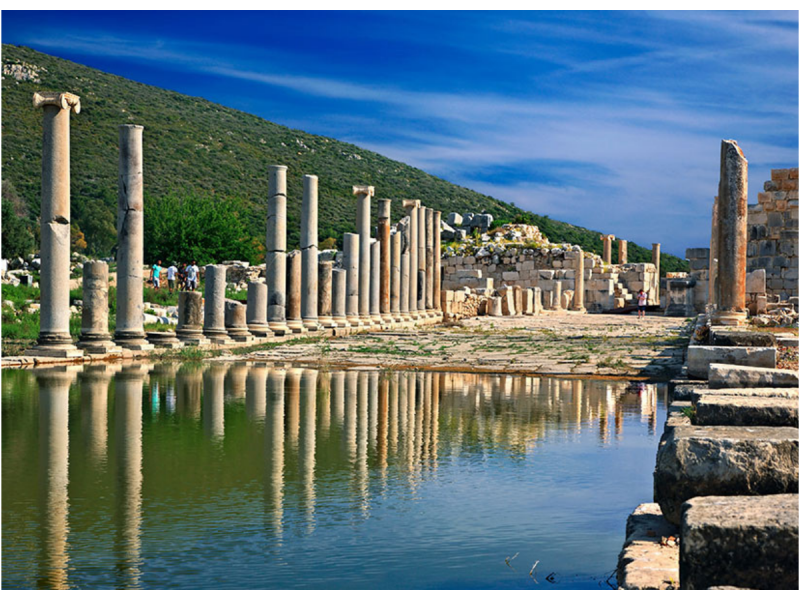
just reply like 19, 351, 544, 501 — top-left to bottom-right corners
680, 494, 798, 590
654, 425, 799, 524
746, 268, 767, 294
686, 346, 777, 379
709, 328, 775, 347
617, 503, 680, 590
708, 363, 798, 389
695, 395, 798, 427
502, 271, 519, 281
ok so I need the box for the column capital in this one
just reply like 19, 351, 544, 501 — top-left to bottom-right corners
352, 185, 375, 197
33, 91, 81, 114
601, 234, 615, 241
402, 199, 421, 210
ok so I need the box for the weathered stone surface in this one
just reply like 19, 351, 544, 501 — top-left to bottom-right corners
709, 328, 775, 347
708, 363, 798, 389
670, 379, 708, 402
266, 165, 289, 335
300, 174, 319, 331
695, 386, 799, 403
695, 395, 798, 427
665, 401, 693, 433
654, 425, 798, 524
617, 503, 679, 590
686, 345, 777, 379
680, 494, 798, 590
354, 185, 374, 321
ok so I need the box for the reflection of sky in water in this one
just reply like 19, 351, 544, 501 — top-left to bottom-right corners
2, 363, 665, 590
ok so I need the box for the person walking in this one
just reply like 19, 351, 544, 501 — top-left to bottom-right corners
637, 289, 647, 320
151, 259, 163, 289
186, 260, 199, 291
167, 263, 178, 292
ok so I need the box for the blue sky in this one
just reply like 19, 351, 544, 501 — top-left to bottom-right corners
3, 10, 797, 255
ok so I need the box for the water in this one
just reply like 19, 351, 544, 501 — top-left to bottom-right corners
2, 362, 666, 590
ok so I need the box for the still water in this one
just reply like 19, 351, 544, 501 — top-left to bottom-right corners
2, 362, 666, 590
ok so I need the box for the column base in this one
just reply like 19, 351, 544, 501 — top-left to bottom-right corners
114, 330, 154, 351
229, 333, 256, 343
711, 310, 747, 327
145, 332, 184, 349
286, 320, 307, 334
78, 337, 124, 354
318, 317, 336, 329
302, 319, 321, 332
332, 316, 349, 328
247, 323, 274, 337
177, 336, 211, 347
204, 329, 235, 345
347, 316, 365, 327
268, 321, 291, 336
25, 344, 84, 358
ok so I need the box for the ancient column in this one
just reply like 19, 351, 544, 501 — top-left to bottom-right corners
417, 205, 427, 314
78, 260, 119, 353
399, 220, 411, 321
572, 248, 585, 311
343, 233, 362, 326
246, 281, 272, 337
286, 250, 306, 334
225, 300, 254, 342
433, 210, 442, 313
28, 93, 82, 357
712, 140, 748, 326
354, 185, 375, 324
618, 239, 628, 264
176, 291, 208, 345
554, 281, 563, 310
601, 234, 615, 265
267, 165, 290, 335
301, 175, 320, 331
203, 265, 232, 343
332, 267, 348, 327
425, 207, 435, 316
370, 241, 382, 326
708, 198, 719, 308
390, 230, 401, 322
378, 199, 392, 322
403, 200, 420, 320
318, 260, 335, 328
114, 124, 152, 351
651, 243, 661, 305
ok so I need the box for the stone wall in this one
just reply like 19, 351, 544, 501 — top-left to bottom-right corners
747, 168, 799, 301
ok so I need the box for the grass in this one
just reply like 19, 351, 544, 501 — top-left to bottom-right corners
596, 357, 630, 371
680, 406, 697, 424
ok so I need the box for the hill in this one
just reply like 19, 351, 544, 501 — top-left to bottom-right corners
1, 44, 687, 273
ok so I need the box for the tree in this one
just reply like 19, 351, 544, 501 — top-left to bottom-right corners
80, 197, 117, 257
1, 181, 34, 258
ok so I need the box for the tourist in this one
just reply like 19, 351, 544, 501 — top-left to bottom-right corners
186, 260, 199, 291
167, 263, 178, 291
637, 289, 647, 319
152, 259, 163, 289
178, 262, 188, 290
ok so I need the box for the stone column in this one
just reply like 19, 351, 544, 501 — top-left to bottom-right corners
399, 220, 411, 321
434, 210, 442, 313
267, 165, 290, 335
425, 207, 435, 316
246, 281, 272, 337
390, 231, 401, 322
176, 291, 208, 345
554, 281, 563, 310
572, 248, 585, 311
28, 92, 82, 358
370, 240, 382, 326
286, 250, 306, 334
708, 198, 719, 308
354, 185, 375, 324
712, 140, 748, 326
378, 199, 392, 322
301, 174, 320, 331
403, 200, 420, 320
417, 205, 427, 314
225, 299, 254, 342
652, 243, 661, 305
203, 265, 232, 343
343, 233, 362, 327
318, 260, 335, 328
332, 267, 348, 327
114, 124, 153, 351
618, 239, 628, 264
601, 234, 615, 264
78, 260, 119, 353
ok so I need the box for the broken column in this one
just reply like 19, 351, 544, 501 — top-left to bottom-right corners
286, 250, 306, 334
176, 291, 208, 345
318, 260, 335, 328
712, 140, 748, 326
378, 199, 392, 323
708, 198, 719, 307
602, 234, 615, 264
332, 267, 348, 328
203, 265, 232, 344
28, 92, 83, 357
267, 165, 290, 335
434, 210, 442, 314
618, 239, 628, 264
77, 260, 119, 354
225, 300, 254, 342
572, 248, 585, 311
390, 230, 401, 322
354, 185, 375, 325
370, 240, 382, 326
425, 207, 435, 316
652, 243, 661, 305
417, 204, 427, 315
343, 232, 362, 327
246, 281, 272, 337
301, 174, 320, 331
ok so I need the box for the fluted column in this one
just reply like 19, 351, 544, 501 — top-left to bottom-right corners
343, 233, 362, 327
267, 165, 290, 335
301, 175, 320, 331
354, 185, 375, 324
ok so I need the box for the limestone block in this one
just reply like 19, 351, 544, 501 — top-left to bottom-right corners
617, 503, 679, 590
709, 328, 775, 347
746, 268, 767, 294
539, 270, 554, 280
680, 495, 798, 590
708, 363, 799, 389
488, 296, 503, 316
686, 346, 777, 379
654, 425, 799, 524
696, 395, 798, 427
502, 271, 519, 281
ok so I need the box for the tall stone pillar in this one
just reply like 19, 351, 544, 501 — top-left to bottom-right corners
354, 185, 375, 324
176, 291, 209, 345
618, 239, 628, 264
399, 220, 411, 321
601, 234, 615, 265
378, 199, 392, 322
343, 233, 362, 327
267, 165, 290, 335
390, 231, 401, 322
425, 207, 435, 316
651, 243, 661, 305
708, 198, 719, 308
28, 93, 82, 358
712, 140, 748, 326
114, 124, 152, 351
78, 260, 119, 353
286, 250, 306, 334
433, 211, 442, 313
203, 265, 232, 344
572, 248, 585, 311
370, 241, 382, 326
246, 281, 272, 337
301, 175, 320, 331
403, 201, 420, 320
318, 260, 335, 328
417, 205, 427, 314
331, 267, 348, 328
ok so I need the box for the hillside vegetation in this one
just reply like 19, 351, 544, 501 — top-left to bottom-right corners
1, 44, 687, 273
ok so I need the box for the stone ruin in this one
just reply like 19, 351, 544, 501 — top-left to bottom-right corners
441, 211, 494, 241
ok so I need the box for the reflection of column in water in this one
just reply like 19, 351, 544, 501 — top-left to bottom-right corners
389, 371, 399, 454
571, 379, 584, 433
531, 377, 541, 398
166, 382, 176, 414
286, 368, 302, 449
176, 365, 203, 420
265, 368, 286, 541
114, 365, 146, 590
151, 381, 160, 415
79, 365, 113, 468
431, 373, 440, 467
415, 373, 425, 468
225, 363, 249, 401
377, 374, 389, 472
37, 367, 77, 590
318, 371, 331, 442
368, 370, 379, 450
598, 385, 612, 445
422, 373, 432, 463
615, 385, 624, 437
398, 371, 408, 457
405, 372, 416, 471
153, 363, 179, 415
646, 385, 658, 434
245, 363, 268, 423
357, 371, 370, 513
344, 371, 358, 467
300, 369, 317, 532
331, 371, 345, 430
202, 364, 228, 442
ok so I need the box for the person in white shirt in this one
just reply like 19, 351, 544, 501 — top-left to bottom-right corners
186, 260, 200, 291
637, 290, 648, 320
167, 264, 178, 291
